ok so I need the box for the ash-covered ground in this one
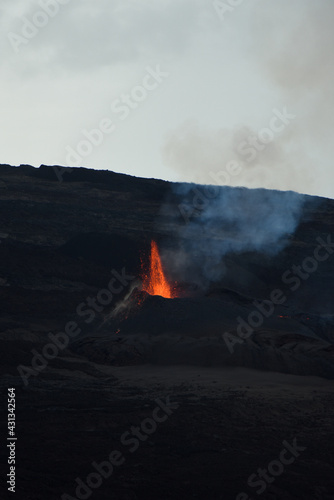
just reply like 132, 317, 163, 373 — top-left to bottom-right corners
0, 164, 334, 499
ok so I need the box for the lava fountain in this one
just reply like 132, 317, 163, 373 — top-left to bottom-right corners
141, 240, 175, 298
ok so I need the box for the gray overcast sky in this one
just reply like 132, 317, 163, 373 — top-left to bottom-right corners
1, 0, 333, 198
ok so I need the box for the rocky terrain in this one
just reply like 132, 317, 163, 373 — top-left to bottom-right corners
0, 164, 333, 499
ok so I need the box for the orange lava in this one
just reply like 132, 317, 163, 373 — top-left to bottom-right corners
141, 240, 173, 298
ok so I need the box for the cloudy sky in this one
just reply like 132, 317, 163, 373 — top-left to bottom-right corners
1, 0, 333, 198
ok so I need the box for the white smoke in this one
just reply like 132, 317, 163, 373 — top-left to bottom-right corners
161, 184, 306, 286
162, 0, 334, 199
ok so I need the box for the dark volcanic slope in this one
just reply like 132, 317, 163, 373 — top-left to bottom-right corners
0, 164, 334, 381
1, 164, 334, 500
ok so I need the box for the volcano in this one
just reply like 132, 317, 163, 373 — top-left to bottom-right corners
1, 164, 334, 500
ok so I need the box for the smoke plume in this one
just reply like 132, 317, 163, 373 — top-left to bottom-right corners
160, 184, 306, 287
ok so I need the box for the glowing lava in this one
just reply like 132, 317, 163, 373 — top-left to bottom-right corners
141, 240, 173, 298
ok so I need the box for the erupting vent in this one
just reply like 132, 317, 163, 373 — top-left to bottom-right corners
141, 240, 176, 298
